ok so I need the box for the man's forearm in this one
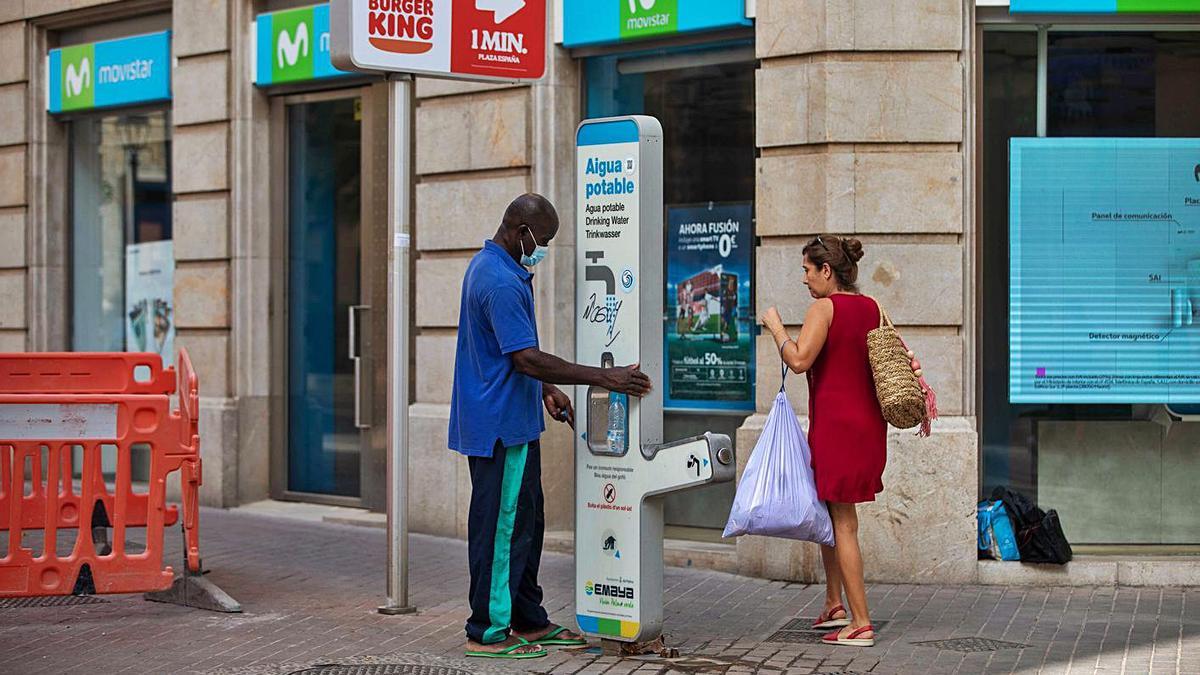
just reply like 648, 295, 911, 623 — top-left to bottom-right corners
517, 349, 608, 387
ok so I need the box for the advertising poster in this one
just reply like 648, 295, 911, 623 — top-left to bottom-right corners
125, 240, 175, 367
665, 202, 754, 411
1010, 138, 1200, 403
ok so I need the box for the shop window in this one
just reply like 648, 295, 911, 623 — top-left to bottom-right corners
70, 111, 172, 354
981, 31, 1200, 546
585, 44, 754, 533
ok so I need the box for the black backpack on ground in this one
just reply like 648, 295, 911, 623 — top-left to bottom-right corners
990, 486, 1073, 565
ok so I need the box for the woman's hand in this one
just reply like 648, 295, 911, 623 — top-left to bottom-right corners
760, 306, 784, 332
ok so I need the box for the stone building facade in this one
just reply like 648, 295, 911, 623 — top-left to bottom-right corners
4, 0, 1198, 586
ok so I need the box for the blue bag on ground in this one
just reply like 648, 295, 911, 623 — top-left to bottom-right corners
977, 500, 1020, 561
722, 379, 834, 546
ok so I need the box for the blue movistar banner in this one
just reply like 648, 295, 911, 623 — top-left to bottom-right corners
1012, 0, 1200, 12
563, 0, 750, 48
48, 31, 171, 113
1009, 138, 1200, 404
254, 3, 348, 86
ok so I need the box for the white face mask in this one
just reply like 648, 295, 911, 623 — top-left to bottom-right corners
520, 227, 549, 267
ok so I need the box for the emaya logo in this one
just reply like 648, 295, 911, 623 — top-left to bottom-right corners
277, 21, 309, 68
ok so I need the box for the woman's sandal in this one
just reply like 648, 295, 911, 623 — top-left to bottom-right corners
812, 604, 851, 629
529, 626, 588, 646
822, 624, 875, 647
465, 637, 548, 659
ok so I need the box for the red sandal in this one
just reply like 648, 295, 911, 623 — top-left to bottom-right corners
822, 624, 875, 647
812, 604, 851, 629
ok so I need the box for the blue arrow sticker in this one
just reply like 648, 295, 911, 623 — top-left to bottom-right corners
615, 551, 621, 559
703, 458, 710, 468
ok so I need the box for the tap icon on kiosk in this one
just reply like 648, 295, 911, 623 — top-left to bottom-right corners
574, 115, 735, 650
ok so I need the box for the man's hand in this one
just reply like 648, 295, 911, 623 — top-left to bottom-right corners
542, 383, 575, 428
605, 363, 652, 397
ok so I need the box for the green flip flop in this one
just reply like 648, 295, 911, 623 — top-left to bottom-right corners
530, 626, 588, 646
465, 637, 548, 660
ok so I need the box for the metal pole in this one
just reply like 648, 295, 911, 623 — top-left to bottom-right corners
379, 74, 415, 616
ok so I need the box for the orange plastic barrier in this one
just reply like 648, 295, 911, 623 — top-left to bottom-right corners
0, 350, 201, 597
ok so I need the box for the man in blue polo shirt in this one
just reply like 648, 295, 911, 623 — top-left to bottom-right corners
451, 193, 651, 660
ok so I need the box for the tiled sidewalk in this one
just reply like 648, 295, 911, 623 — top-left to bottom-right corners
0, 506, 1195, 674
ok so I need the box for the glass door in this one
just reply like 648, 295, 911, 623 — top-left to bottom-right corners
70, 109, 172, 483
586, 44, 756, 536
280, 93, 371, 502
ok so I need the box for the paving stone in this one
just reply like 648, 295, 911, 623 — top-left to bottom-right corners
0, 507, 1196, 674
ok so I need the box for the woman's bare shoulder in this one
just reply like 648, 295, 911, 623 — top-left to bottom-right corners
805, 298, 835, 320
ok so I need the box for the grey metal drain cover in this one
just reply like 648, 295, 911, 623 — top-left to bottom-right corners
779, 618, 890, 632
0, 595, 107, 608
915, 637, 1028, 653
764, 630, 829, 644
287, 666, 473, 675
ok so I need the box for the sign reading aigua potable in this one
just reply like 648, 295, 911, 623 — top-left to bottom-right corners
48, 31, 171, 113
563, 0, 750, 48
330, 0, 546, 81
255, 4, 352, 85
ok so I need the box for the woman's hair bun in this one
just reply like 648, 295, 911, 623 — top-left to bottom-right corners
841, 237, 865, 263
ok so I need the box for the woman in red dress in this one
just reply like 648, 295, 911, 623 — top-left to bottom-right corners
760, 235, 911, 648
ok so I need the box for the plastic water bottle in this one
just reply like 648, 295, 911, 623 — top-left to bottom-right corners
607, 392, 626, 454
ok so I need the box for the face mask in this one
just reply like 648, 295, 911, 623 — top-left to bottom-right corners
520, 228, 549, 267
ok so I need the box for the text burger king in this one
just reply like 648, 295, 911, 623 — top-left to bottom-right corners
368, 0, 435, 54
332, 0, 545, 82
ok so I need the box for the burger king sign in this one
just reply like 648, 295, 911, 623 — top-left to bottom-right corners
331, 0, 545, 81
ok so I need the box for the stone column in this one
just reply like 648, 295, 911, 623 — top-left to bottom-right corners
408, 0, 579, 538
740, 0, 978, 584
0, 15, 28, 353
171, 0, 239, 507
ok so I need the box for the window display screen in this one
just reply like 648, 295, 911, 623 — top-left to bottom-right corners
1009, 137, 1200, 403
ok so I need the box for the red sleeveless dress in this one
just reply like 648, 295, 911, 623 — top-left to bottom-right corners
806, 294, 888, 503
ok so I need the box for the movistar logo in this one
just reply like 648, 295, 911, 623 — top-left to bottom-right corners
271, 7, 316, 83
65, 58, 91, 96
277, 21, 309, 68
619, 0, 675, 38
59, 43, 96, 110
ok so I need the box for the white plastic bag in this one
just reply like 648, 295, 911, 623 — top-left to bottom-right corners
722, 380, 834, 546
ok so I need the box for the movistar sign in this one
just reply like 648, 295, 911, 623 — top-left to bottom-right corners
1011, 0, 1200, 11
47, 31, 171, 113
563, 0, 749, 48
254, 3, 349, 85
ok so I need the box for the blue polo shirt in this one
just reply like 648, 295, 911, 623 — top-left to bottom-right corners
448, 240, 545, 457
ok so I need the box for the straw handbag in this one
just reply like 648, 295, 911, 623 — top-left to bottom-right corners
866, 299, 938, 436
